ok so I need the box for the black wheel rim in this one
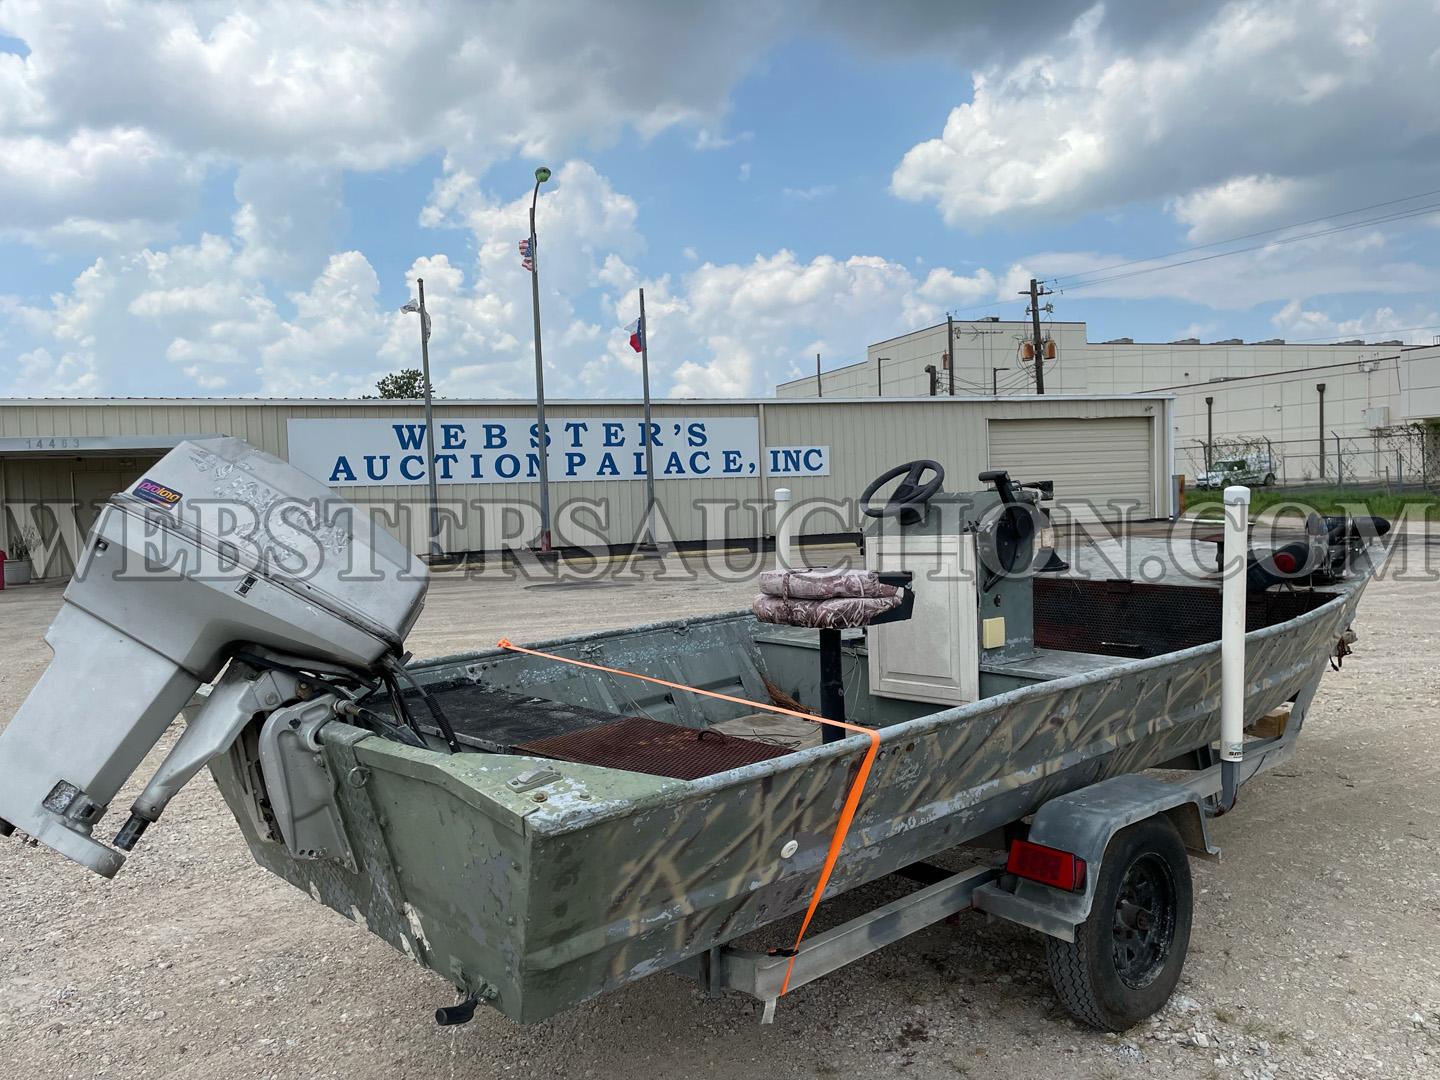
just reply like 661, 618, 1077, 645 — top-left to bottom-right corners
1111, 852, 1177, 989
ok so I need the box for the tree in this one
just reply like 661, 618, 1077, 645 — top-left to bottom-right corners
372, 369, 434, 399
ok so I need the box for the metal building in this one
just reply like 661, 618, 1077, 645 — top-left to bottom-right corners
1, 394, 1174, 579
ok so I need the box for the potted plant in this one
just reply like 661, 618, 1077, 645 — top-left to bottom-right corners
3, 525, 39, 586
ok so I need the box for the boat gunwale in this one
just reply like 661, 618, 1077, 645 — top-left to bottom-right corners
400, 546, 1386, 835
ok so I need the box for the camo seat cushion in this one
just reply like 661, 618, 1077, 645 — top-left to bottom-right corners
758, 568, 898, 600
751, 592, 901, 629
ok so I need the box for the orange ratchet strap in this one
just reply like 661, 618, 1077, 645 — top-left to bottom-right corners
496, 638, 880, 995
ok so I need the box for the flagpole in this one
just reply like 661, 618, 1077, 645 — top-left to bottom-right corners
417, 278, 441, 558
528, 167, 553, 553
639, 287, 657, 550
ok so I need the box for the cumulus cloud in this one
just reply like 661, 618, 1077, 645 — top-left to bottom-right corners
0, 128, 198, 246
594, 251, 1008, 399
891, 1, 1440, 232
1268, 301, 1440, 344
0, 0, 794, 244
1, 156, 1022, 399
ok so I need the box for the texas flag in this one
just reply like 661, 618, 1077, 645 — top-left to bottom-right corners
624, 315, 645, 353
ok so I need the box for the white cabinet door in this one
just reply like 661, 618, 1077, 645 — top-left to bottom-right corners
865, 533, 979, 705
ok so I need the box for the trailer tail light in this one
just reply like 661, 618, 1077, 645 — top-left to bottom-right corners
1007, 839, 1087, 892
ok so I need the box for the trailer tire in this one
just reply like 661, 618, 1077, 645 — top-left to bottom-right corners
1045, 815, 1192, 1031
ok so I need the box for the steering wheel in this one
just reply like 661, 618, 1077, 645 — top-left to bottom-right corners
860, 459, 945, 525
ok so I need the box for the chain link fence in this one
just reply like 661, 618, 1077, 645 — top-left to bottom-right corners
1180, 424, 1436, 490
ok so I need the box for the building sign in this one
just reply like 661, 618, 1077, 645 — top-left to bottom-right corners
766, 445, 830, 476
287, 418, 830, 487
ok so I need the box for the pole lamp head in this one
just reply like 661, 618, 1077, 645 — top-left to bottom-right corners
534, 166, 552, 184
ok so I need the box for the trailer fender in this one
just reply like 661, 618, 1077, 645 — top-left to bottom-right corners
972, 773, 1219, 942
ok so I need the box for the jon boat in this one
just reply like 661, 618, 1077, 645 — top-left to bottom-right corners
0, 440, 1389, 1031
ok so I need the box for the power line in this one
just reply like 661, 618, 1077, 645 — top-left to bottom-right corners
1047, 186, 1440, 288
1054, 200, 1440, 292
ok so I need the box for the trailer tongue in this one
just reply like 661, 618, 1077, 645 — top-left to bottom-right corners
0, 439, 1386, 1032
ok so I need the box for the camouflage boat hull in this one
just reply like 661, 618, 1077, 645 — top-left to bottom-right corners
208, 561, 1375, 1023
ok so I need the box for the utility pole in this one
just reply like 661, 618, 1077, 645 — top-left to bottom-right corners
946, 313, 955, 396
1019, 278, 1052, 394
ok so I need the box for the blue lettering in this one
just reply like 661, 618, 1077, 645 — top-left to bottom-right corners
565, 452, 585, 475
596, 452, 619, 476
392, 424, 425, 450
483, 424, 507, 449
564, 421, 589, 448
529, 423, 551, 450
687, 421, 707, 447
782, 449, 803, 473
436, 453, 458, 480
689, 451, 711, 475
663, 451, 685, 476
495, 454, 520, 479
329, 456, 356, 483
441, 424, 466, 450
470, 453, 486, 479
645, 422, 663, 447
364, 455, 391, 481
525, 452, 543, 478
722, 450, 743, 474
399, 455, 425, 481
602, 422, 626, 447
803, 448, 825, 472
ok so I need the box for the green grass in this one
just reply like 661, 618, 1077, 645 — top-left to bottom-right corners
1185, 486, 1440, 520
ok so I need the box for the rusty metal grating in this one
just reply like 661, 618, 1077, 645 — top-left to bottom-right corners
514, 716, 791, 780
1034, 577, 1332, 659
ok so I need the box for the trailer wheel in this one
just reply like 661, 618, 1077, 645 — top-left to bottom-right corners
1046, 816, 1192, 1031
1263, 473, 1276, 486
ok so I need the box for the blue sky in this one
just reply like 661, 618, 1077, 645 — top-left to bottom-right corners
1, 1, 1437, 400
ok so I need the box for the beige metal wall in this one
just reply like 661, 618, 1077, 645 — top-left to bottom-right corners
2, 395, 1172, 576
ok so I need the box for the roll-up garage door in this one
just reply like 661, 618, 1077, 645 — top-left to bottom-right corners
988, 417, 1155, 521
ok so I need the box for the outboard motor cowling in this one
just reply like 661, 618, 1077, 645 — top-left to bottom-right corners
0, 438, 427, 876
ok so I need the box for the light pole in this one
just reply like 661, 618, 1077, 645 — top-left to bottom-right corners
528, 166, 553, 552
400, 280, 440, 558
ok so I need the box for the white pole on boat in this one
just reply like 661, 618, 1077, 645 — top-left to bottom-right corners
1220, 483, 1251, 810
774, 487, 794, 570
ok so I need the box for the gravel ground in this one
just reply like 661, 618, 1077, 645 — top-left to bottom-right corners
1, 539, 1437, 1079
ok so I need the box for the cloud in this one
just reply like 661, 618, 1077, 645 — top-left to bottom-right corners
1168, 175, 1315, 244
781, 184, 836, 201
0, 0, 794, 243
693, 128, 752, 151
598, 250, 1007, 398
0, 128, 198, 246
891, 1, 1440, 232
1268, 301, 1440, 344
1039, 223, 1431, 310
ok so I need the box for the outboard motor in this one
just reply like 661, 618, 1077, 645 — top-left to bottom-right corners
1247, 512, 1392, 591
0, 438, 427, 877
